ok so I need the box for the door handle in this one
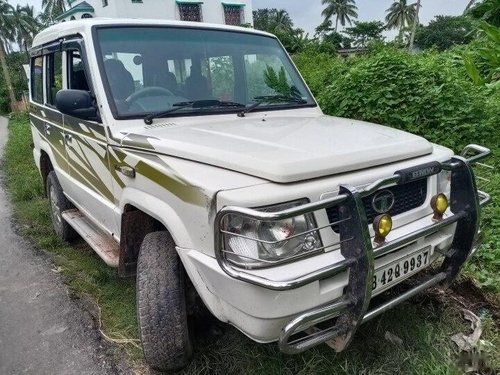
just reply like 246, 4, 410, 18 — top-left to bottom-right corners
64, 133, 73, 143
115, 165, 136, 178
44, 124, 51, 135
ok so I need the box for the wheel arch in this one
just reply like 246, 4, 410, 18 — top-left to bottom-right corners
118, 189, 192, 277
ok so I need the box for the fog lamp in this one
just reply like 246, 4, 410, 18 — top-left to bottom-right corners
431, 193, 449, 221
373, 214, 392, 245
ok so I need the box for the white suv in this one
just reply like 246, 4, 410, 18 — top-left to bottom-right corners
29, 18, 491, 371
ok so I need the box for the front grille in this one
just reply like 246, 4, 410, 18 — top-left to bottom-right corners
326, 178, 428, 233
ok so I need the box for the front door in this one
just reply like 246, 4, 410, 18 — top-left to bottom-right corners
62, 46, 118, 237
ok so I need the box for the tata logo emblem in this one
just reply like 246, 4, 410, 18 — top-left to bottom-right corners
372, 190, 395, 214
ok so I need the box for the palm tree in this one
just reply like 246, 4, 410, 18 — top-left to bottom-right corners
385, 0, 417, 41
0, 0, 17, 111
41, 0, 66, 24
408, 0, 421, 49
271, 9, 294, 33
14, 5, 41, 54
289, 29, 309, 53
321, 0, 358, 32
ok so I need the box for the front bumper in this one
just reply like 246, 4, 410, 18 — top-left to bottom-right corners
213, 144, 491, 354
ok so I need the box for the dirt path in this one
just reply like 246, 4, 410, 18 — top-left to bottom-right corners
0, 116, 118, 375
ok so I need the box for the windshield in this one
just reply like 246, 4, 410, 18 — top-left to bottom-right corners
95, 26, 316, 119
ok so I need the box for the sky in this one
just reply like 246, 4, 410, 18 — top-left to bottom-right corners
17, 0, 471, 38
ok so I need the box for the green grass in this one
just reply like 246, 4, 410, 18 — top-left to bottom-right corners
2, 113, 499, 374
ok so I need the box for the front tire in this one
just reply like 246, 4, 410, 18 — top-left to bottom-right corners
46, 171, 77, 241
137, 231, 193, 371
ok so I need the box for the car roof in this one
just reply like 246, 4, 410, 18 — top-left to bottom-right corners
31, 18, 275, 49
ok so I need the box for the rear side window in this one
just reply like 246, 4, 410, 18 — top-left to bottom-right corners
31, 56, 44, 103
46, 52, 63, 106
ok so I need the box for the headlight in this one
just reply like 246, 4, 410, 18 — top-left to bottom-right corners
221, 200, 322, 268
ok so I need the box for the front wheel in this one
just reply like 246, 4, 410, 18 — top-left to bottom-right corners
136, 231, 193, 371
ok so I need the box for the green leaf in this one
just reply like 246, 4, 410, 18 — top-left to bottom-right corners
463, 54, 485, 85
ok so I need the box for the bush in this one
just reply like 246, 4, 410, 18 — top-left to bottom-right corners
293, 53, 349, 98
295, 47, 498, 151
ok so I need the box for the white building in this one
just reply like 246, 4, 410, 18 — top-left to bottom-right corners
56, 0, 253, 26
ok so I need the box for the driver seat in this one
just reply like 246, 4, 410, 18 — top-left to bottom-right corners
103, 59, 135, 101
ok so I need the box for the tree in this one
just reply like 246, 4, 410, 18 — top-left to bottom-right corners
385, 0, 417, 41
0, 0, 17, 111
14, 5, 41, 54
321, 0, 358, 32
288, 28, 310, 54
414, 16, 476, 50
253, 8, 293, 34
343, 21, 385, 47
315, 19, 333, 38
408, 0, 421, 49
466, 0, 500, 27
41, 0, 66, 24
253, 8, 309, 53
272, 9, 294, 33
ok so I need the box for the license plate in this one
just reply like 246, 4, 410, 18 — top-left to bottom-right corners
372, 247, 431, 292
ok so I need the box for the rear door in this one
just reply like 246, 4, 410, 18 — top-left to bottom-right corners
30, 51, 69, 187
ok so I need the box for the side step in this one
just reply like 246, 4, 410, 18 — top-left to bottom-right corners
62, 209, 120, 268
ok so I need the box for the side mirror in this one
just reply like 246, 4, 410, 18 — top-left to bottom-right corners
55, 89, 99, 121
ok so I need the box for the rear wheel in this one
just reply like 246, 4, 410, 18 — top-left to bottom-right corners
136, 231, 193, 371
46, 171, 77, 241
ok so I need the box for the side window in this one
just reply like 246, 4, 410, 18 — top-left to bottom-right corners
31, 56, 44, 103
68, 50, 90, 91
46, 52, 63, 106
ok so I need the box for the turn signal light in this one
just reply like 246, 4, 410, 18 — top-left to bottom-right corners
431, 193, 449, 221
373, 214, 392, 245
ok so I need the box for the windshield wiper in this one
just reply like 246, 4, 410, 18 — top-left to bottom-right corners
144, 100, 245, 124
237, 101, 262, 118
253, 95, 308, 104
237, 95, 309, 118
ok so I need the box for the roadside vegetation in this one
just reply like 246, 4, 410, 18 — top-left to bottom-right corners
1, 0, 499, 373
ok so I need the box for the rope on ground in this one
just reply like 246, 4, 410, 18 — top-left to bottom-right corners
96, 300, 141, 349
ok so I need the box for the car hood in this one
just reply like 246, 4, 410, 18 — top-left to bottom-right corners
114, 113, 433, 183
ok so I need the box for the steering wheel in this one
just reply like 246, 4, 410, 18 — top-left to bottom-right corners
125, 86, 174, 105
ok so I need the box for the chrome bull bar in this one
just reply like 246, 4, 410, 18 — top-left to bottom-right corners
214, 144, 491, 354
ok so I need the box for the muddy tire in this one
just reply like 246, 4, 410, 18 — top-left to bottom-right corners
137, 231, 192, 371
46, 171, 78, 241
